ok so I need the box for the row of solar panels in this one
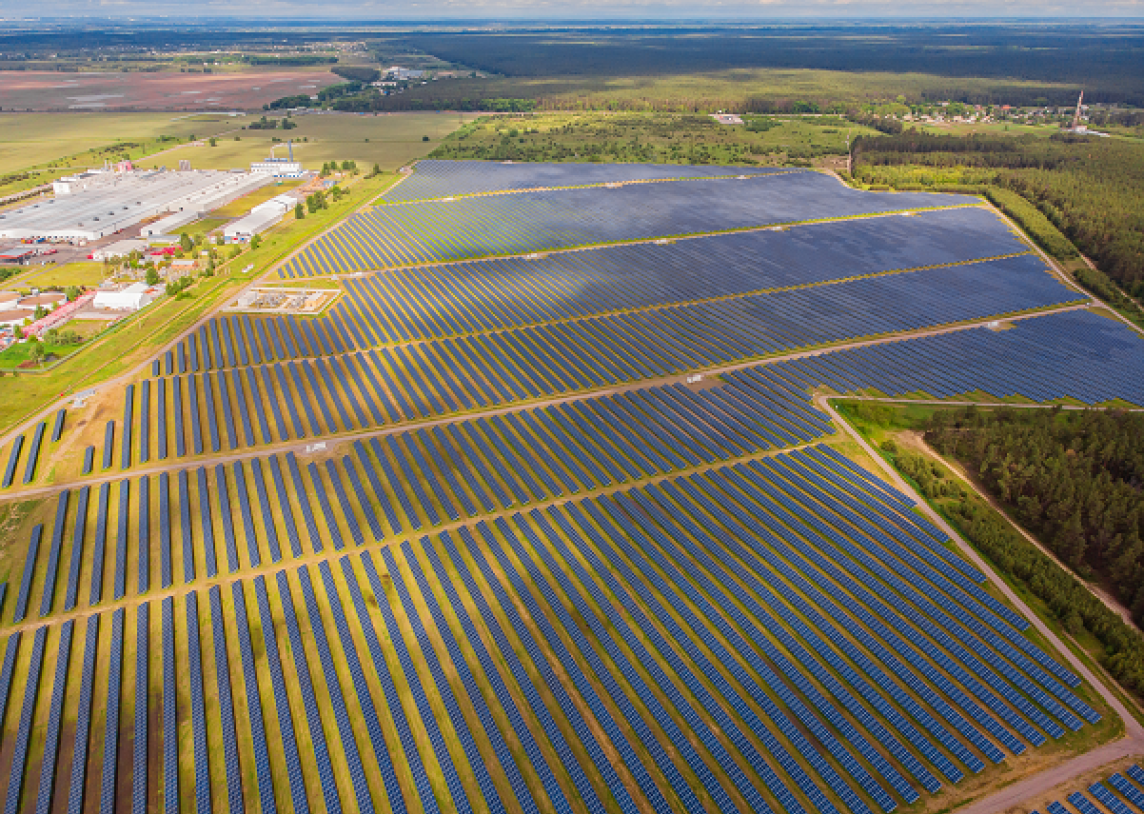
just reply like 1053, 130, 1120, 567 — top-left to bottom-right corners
175, 207, 1024, 362
776, 309, 1144, 407
100, 266, 1082, 472
281, 171, 978, 276
17, 373, 834, 616
380, 159, 789, 202
0, 409, 65, 489
1030, 765, 1144, 814
0, 451, 1097, 814
109, 350, 828, 468
170, 254, 1081, 408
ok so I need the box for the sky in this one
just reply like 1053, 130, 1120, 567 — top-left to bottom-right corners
1, 1, 1142, 18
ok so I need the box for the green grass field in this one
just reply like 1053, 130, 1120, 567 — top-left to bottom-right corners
169, 112, 478, 173
0, 112, 240, 196
11, 261, 109, 290
388, 66, 1080, 113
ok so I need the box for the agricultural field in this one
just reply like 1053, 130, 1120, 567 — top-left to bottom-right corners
0, 158, 1143, 814
0, 69, 343, 113
8, 262, 109, 290
169, 112, 479, 174
0, 113, 239, 198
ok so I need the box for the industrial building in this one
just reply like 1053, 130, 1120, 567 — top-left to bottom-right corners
250, 158, 304, 177
224, 194, 297, 241
92, 282, 157, 312
0, 169, 273, 243
250, 140, 305, 178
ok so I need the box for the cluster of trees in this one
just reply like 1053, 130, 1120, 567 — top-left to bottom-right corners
853, 131, 1144, 296
881, 436, 1144, 700
265, 81, 367, 112
331, 65, 380, 84
247, 115, 295, 130
41, 327, 83, 346
319, 160, 357, 176
981, 187, 1078, 260
241, 54, 336, 67
432, 112, 860, 166
305, 190, 329, 213
925, 407, 1144, 621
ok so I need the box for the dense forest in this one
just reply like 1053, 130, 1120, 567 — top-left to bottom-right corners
404, 25, 1144, 105
853, 132, 1144, 296
925, 408, 1144, 622
429, 113, 873, 166
879, 428, 1144, 700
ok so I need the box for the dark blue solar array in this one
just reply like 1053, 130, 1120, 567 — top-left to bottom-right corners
3, 626, 46, 814
382, 159, 788, 202
770, 308, 1144, 407
99, 608, 125, 814
230, 581, 278, 814
1024, 764, 1144, 814
32, 620, 72, 814
209, 586, 244, 814
1, 434, 23, 488
183, 207, 1025, 363
284, 171, 978, 276
66, 615, 99, 814
21, 421, 45, 484
133, 604, 149, 814
147, 258, 1083, 461
162, 596, 178, 814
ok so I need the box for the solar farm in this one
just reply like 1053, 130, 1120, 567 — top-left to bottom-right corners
1, 159, 1143, 814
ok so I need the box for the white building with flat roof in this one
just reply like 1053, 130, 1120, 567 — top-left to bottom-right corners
224, 194, 296, 241
93, 282, 156, 312
250, 159, 304, 177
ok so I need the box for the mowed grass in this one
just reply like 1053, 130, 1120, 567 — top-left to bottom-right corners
208, 178, 307, 219
0, 112, 240, 195
12, 261, 109, 290
168, 112, 479, 174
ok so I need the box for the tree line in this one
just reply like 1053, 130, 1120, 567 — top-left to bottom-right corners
879, 422, 1144, 701
853, 131, 1144, 297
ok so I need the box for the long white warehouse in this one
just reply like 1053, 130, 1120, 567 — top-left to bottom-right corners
0, 170, 273, 242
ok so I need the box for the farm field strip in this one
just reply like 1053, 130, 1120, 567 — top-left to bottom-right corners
0, 449, 1100, 814
379, 159, 792, 203
281, 172, 982, 277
